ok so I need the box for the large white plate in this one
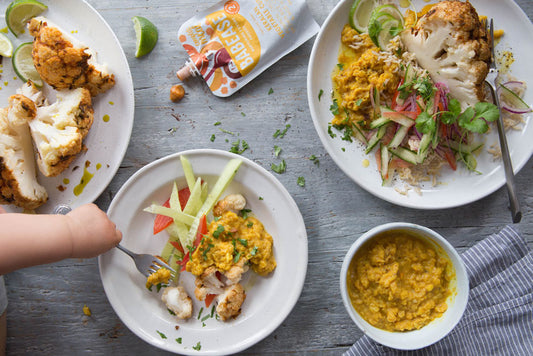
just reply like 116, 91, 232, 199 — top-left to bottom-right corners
308, 0, 533, 209
98, 149, 308, 355
0, 0, 134, 214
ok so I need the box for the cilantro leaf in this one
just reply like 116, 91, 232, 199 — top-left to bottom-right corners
415, 111, 436, 134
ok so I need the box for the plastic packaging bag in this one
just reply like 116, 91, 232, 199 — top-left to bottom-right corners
177, 0, 319, 97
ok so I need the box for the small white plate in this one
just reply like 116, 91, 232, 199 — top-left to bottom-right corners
307, 0, 533, 209
99, 149, 308, 355
0, 0, 134, 214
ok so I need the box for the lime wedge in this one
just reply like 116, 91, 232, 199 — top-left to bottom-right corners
376, 19, 402, 50
12, 42, 43, 87
0, 33, 14, 57
370, 4, 405, 27
5, 0, 48, 37
349, 0, 377, 33
132, 16, 158, 58
367, 3, 405, 49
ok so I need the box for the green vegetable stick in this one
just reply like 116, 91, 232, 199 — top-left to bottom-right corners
180, 155, 196, 192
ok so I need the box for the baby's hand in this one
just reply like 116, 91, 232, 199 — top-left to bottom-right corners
66, 204, 122, 258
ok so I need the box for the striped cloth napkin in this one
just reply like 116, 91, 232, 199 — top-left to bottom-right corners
344, 225, 533, 356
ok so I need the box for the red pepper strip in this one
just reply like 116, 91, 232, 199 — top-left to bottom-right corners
169, 240, 185, 254
178, 253, 189, 272
153, 198, 173, 235
205, 294, 217, 308
152, 187, 191, 235
444, 148, 457, 171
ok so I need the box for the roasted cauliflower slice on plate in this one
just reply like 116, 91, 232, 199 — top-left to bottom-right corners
29, 16, 115, 97
20, 82, 94, 177
401, 0, 490, 108
0, 94, 48, 210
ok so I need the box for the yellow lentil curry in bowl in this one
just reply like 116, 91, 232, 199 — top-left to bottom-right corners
340, 222, 468, 350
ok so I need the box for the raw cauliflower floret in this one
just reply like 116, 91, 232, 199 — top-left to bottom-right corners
20, 82, 94, 177
0, 94, 48, 209
161, 286, 193, 320
29, 17, 115, 97
401, 0, 490, 108
216, 283, 246, 321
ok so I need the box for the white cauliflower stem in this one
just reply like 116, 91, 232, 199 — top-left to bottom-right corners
401, 0, 490, 108
0, 94, 48, 209
20, 82, 94, 177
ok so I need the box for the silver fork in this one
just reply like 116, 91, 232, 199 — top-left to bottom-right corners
483, 18, 522, 223
115, 244, 176, 278
53, 204, 176, 277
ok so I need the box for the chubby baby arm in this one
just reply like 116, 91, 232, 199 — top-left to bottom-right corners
65, 204, 122, 258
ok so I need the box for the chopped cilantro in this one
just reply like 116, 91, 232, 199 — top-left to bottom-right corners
192, 342, 201, 351
176, 338, 182, 344
241, 112, 246, 117
210, 134, 215, 142
156, 330, 167, 339
167, 308, 176, 316
229, 139, 249, 154
233, 251, 241, 263
318, 89, 324, 101
241, 208, 252, 219
258, 196, 264, 200
247, 221, 254, 228
213, 225, 224, 238
327, 123, 337, 138
238, 238, 248, 246
271, 159, 286, 174
337, 63, 344, 70
329, 99, 340, 115
197, 307, 204, 320
355, 98, 363, 106
309, 155, 320, 166
201, 314, 211, 322
210, 305, 215, 317
251, 246, 259, 256
273, 124, 291, 138
219, 128, 236, 135
274, 145, 282, 157
268, 88, 274, 95
214, 121, 221, 126
297, 176, 305, 187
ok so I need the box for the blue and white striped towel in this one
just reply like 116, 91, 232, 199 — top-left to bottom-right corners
344, 225, 533, 356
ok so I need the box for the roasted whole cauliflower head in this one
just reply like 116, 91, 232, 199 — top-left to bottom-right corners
29, 17, 115, 97
19, 82, 94, 177
401, 0, 490, 108
0, 94, 48, 210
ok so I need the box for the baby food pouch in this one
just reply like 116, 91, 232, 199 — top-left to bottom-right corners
176, 0, 319, 97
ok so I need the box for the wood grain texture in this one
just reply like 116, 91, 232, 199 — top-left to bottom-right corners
4, 0, 533, 355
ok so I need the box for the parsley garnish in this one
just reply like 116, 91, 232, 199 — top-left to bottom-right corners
273, 124, 291, 138
297, 176, 305, 187
329, 99, 340, 115
156, 330, 167, 339
192, 342, 201, 351
271, 160, 286, 174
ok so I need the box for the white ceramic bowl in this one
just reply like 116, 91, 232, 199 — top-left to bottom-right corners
340, 222, 469, 350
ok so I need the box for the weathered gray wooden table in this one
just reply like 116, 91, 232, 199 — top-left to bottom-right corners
4, 0, 533, 354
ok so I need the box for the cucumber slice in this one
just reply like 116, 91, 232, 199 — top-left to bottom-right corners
180, 155, 196, 192
388, 125, 409, 148
365, 123, 389, 154
380, 143, 390, 181
143, 204, 195, 225
389, 147, 419, 165
369, 116, 391, 129
349, 0, 377, 33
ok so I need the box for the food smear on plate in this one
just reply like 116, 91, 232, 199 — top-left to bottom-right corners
330, 0, 531, 190
346, 229, 454, 331
144, 156, 276, 322
175, 0, 319, 97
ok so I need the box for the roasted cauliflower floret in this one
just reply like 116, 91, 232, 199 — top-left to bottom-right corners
29, 17, 115, 97
213, 193, 246, 217
216, 283, 246, 321
21, 83, 94, 177
401, 0, 490, 108
194, 266, 225, 302
161, 286, 193, 320
223, 258, 249, 286
0, 95, 48, 209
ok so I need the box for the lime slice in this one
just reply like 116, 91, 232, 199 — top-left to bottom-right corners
5, 0, 48, 37
376, 19, 402, 50
370, 4, 405, 27
349, 0, 377, 33
132, 16, 158, 58
0, 33, 14, 57
12, 42, 43, 87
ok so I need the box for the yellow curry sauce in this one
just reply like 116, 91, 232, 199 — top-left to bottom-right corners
347, 230, 454, 332
186, 211, 276, 277
332, 25, 400, 128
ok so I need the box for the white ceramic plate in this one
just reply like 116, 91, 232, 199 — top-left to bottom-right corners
0, 0, 134, 214
308, 0, 533, 209
98, 149, 308, 355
